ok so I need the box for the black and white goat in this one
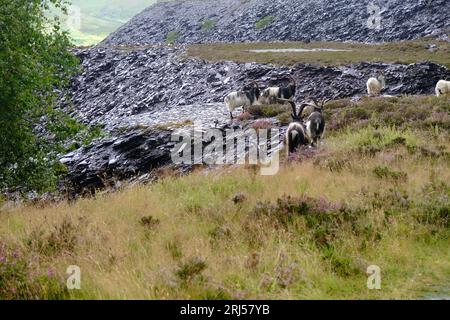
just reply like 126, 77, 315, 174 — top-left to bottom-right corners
224, 82, 261, 119
279, 99, 309, 156
304, 98, 328, 147
261, 75, 297, 104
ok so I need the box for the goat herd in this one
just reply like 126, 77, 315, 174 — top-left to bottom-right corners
224, 74, 450, 156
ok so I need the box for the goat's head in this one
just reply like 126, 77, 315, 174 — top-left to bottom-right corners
243, 81, 258, 90
251, 81, 261, 99
377, 70, 386, 81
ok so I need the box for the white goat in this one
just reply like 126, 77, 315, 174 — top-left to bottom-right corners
435, 80, 450, 96
367, 72, 386, 97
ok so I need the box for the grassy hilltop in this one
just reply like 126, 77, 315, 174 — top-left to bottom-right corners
188, 40, 450, 67
1, 95, 449, 299
63, 0, 156, 45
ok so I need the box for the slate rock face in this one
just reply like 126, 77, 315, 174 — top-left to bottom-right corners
60, 128, 175, 195
67, 46, 450, 131
101, 0, 450, 46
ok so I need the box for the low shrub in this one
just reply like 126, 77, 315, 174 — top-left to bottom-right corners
0, 243, 68, 300
166, 238, 183, 260
140, 216, 160, 230
252, 195, 366, 247
175, 257, 207, 281
414, 181, 450, 228
251, 119, 273, 130
334, 126, 420, 156
326, 95, 450, 133
248, 104, 288, 118
26, 216, 83, 256
277, 112, 292, 125
373, 165, 408, 183
322, 247, 364, 277
236, 111, 252, 121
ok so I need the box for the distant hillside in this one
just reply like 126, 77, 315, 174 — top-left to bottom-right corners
64, 0, 157, 45
101, 0, 450, 46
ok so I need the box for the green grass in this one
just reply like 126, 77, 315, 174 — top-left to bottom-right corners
166, 31, 180, 45
332, 126, 423, 154
56, 0, 157, 46
324, 95, 450, 130
187, 40, 450, 67
201, 19, 217, 32
255, 16, 275, 30
248, 104, 290, 118
0, 95, 449, 299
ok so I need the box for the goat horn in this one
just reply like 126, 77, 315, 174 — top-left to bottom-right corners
321, 98, 329, 106
308, 97, 320, 106
288, 74, 297, 86
298, 103, 308, 119
277, 98, 297, 118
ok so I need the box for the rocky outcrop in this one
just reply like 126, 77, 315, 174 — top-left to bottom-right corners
68, 46, 450, 130
59, 119, 283, 196
101, 0, 450, 46
60, 128, 174, 195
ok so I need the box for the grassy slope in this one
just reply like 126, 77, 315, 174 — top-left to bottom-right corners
64, 0, 156, 46
0, 96, 449, 299
187, 40, 450, 67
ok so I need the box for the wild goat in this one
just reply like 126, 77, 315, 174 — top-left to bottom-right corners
367, 71, 386, 96
279, 99, 309, 156
304, 98, 328, 147
260, 75, 297, 104
435, 80, 450, 96
224, 82, 261, 119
